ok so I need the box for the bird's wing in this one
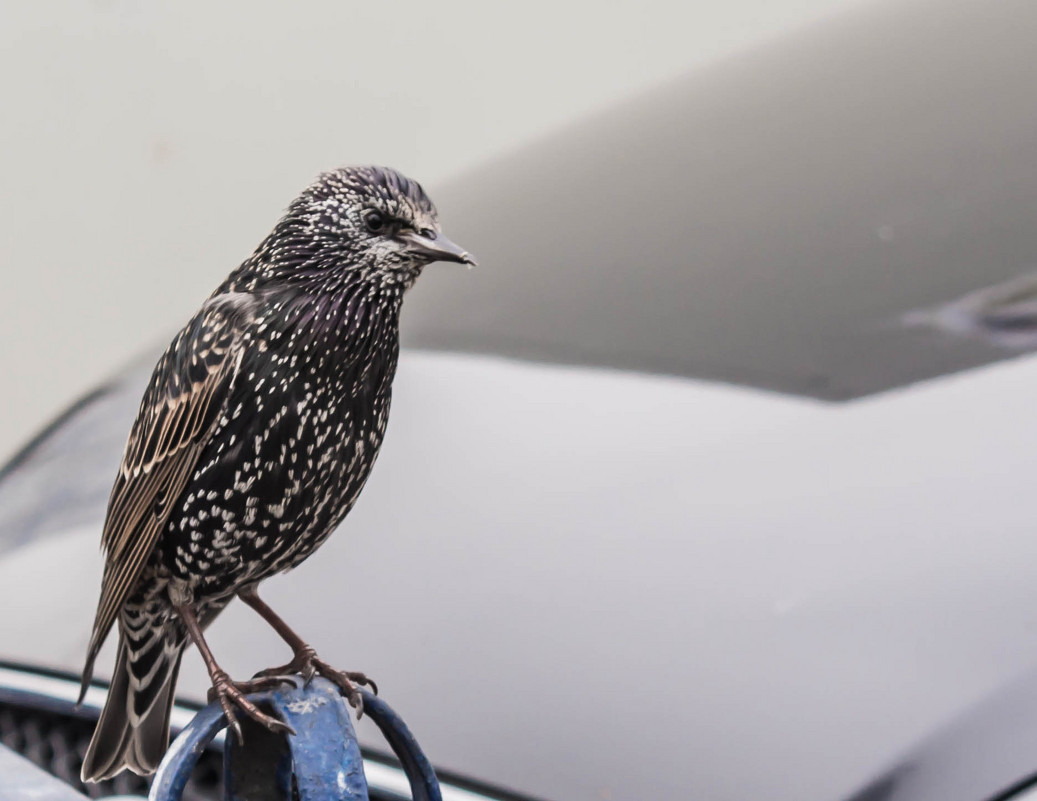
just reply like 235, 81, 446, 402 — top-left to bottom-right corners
79, 292, 257, 698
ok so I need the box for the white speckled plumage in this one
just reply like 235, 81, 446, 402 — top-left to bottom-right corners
79, 166, 472, 782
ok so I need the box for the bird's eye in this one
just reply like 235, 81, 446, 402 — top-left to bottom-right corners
363, 210, 386, 233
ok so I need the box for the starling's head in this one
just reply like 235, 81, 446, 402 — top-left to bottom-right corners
262, 165, 475, 290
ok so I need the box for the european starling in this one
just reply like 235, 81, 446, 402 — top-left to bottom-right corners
77, 166, 475, 782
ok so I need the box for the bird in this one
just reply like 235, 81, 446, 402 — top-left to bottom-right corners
77, 166, 475, 782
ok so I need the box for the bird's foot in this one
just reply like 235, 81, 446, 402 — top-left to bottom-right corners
231, 673, 300, 696
207, 669, 296, 743
253, 645, 320, 684
254, 646, 376, 717
310, 656, 377, 718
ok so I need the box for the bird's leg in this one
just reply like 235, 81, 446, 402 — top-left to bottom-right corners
175, 603, 295, 743
238, 587, 376, 715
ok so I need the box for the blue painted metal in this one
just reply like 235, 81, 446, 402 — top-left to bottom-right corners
223, 678, 368, 801
149, 677, 441, 801
360, 690, 442, 801
149, 693, 231, 801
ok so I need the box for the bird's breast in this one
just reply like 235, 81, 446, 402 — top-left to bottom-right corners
161, 329, 398, 591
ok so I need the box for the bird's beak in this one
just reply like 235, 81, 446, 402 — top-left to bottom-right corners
398, 230, 477, 267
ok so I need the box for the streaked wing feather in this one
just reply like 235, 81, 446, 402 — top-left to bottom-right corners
83, 294, 255, 678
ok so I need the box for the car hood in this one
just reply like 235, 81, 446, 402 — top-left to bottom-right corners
5, 350, 1037, 800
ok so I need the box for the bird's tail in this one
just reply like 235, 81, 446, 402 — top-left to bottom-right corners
81, 634, 183, 782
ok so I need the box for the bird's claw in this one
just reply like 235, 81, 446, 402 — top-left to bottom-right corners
310, 658, 376, 719
208, 670, 296, 741
254, 647, 376, 717
232, 674, 300, 695
254, 645, 318, 683
221, 702, 245, 746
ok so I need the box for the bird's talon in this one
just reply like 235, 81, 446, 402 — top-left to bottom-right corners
209, 672, 292, 740
351, 692, 364, 718
345, 671, 375, 694
222, 705, 244, 745
250, 673, 299, 691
